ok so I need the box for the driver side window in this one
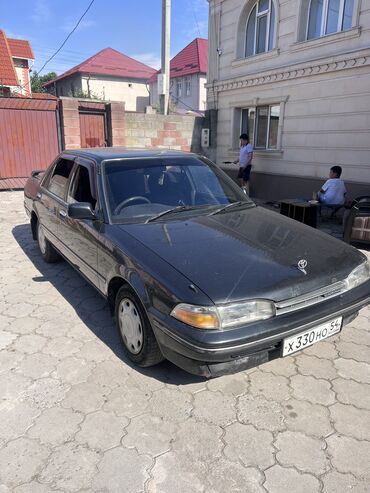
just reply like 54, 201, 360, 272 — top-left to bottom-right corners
67, 165, 96, 208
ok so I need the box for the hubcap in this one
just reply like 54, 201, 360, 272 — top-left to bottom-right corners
37, 223, 47, 255
118, 298, 143, 354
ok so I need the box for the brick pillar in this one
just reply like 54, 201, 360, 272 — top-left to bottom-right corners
59, 97, 80, 150
107, 102, 125, 146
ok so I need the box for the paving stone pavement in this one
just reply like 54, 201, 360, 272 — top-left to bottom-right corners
0, 190, 370, 493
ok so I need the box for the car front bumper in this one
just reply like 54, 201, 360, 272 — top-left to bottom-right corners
150, 281, 370, 378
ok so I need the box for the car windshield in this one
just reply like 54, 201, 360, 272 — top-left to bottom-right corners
102, 155, 254, 224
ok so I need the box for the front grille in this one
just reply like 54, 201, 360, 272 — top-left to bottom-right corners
275, 281, 347, 316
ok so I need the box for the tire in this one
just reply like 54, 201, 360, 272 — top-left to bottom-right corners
36, 220, 61, 263
115, 286, 164, 367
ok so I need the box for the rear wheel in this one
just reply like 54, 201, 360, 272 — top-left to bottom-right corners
115, 286, 164, 367
37, 220, 60, 263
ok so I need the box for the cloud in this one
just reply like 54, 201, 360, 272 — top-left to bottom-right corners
61, 19, 96, 32
31, 0, 51, 23
130, 52, 161, 70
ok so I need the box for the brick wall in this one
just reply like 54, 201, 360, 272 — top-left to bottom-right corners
122, 113, 203, 153
59, 97, 217, 160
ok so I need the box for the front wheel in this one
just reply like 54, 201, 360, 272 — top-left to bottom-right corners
115, 287, 164, 367
36, 220, 60, 263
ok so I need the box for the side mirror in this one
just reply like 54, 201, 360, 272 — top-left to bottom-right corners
68, 202, 96, 220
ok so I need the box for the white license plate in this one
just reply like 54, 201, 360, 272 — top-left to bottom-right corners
282, 317, 342, 357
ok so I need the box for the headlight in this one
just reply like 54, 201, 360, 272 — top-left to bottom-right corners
344, 260, 370, 291
171, 300, 275, 330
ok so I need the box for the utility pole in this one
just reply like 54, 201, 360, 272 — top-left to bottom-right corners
160, 0, 171, 115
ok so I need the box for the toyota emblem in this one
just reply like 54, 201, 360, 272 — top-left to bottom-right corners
298, 259, 308, 274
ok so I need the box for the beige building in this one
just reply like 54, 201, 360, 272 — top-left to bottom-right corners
44, 48, 156, 112
207, 0, 370, 198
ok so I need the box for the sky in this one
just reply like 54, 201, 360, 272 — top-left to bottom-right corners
1, 0, 208, 75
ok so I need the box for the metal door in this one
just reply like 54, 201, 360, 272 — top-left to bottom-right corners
79, 112, 106, 148
0, 98, 59, 189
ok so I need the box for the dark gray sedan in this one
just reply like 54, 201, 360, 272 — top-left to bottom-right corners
24, 148, 370, 377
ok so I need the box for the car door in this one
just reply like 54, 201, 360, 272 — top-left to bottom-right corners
36, 156, 75, 250
58, 158, 101, 288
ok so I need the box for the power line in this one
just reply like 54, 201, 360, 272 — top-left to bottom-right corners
37, 0, 96, 75
190, 0, 202, 38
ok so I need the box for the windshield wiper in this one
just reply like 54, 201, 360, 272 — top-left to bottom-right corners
146, 205, 205, 223
209, 201, 252, 216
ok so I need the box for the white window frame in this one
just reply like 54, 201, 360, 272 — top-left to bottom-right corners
177, 79, 182, 98
245, 0, 274, 57
306, 0, 350, 39
185, 76, 191, 96
240, 104, 280, 150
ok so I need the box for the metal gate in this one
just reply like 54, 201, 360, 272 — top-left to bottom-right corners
0, 97, 59, 189
79, 112, 106, 148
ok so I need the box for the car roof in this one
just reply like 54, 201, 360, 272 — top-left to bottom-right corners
62, 147, 199, 163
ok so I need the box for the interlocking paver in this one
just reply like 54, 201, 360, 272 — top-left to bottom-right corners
264, 465, 320, 493
275, 430, 329, 474
92, 447, 151, 493
282, 399, 333, 437
121, 414, 177, 456
238, 394, 285, 432
0, 190, 369, 492
38, 442, 101, 491
192, 389, 237, 426
326, 434, 370, 479
290, 374, 336, 405
332, 377, 370, 410
329, 402, 370, 440
27, 407, 84, 445
0, 437, 50, 488
224, 422, 275, 469
334, 357, 370, 384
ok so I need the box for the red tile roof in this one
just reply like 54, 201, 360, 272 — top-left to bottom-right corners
44, 48, 156, 87
8, 38, 34, 59
149, 38, 208, 83
0, 30, 19, 86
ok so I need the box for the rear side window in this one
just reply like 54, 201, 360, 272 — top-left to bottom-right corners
46, 158, 74, 199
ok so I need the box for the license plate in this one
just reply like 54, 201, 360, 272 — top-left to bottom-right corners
282, 317, 342, 357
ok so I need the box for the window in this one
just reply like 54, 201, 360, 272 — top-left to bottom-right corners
241, 104, 280, 149
177, 79, 182, 98
245, 0, 275, 57
307, 0, 354, 39
185, 77, 191, 96
67, 165, 96, 208
45, 158, 74, 199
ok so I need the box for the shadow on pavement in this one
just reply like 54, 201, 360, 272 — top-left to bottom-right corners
12, 223, 206, 386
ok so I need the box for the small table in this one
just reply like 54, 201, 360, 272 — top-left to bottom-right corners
280, 199, 318, 228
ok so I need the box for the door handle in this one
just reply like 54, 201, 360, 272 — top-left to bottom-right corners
59, 210, 67, 218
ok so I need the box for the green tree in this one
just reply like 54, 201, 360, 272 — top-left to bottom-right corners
30, 71, 57, 93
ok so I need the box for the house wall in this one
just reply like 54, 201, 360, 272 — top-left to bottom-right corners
81, 75, 150, 112
207, 0, 370, 198
150, 73, 207, 112
12, 58, 31, 96
198, 75, 207, 111
55, 74, 82, 98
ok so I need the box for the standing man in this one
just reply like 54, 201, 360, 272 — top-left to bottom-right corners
233, 134, 253, 195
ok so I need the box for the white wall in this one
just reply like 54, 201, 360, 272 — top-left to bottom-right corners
208, 0, 370, 185
150, 73, 207, 112
55, 74, 150, 111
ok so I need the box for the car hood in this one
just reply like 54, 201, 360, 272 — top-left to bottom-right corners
120, 206, 366, 304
